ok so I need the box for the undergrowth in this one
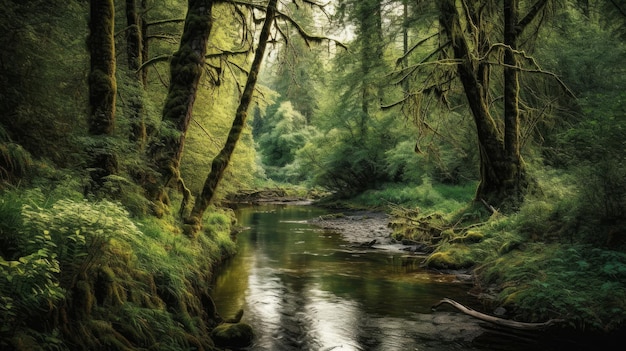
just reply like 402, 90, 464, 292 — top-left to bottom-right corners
388, 170, 626, 333
0, 185, 237, 350
335, 178, 477, 212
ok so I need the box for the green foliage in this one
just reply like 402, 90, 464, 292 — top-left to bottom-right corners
384, 140, 427, 184
100, 174, 153, 217
257, 102, 319, 181
478, 244, 626, 330
0, 231, 64, 335
0, 139, 34, 184
0, 186, 237, 349
0, 0, 89, 166
0, 190, 64, 338
21, 198, 141, 289
537, 16, 626, 244
351, 178, 476, 212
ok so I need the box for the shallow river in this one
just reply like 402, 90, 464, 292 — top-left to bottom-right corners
211, 204, 565, 351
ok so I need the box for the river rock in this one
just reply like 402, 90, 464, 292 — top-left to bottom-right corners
211, 322, 254, 349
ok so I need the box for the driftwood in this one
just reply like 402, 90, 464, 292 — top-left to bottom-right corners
432, 298, 564, 331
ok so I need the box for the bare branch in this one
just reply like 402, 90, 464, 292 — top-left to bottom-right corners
477, 43, 575, 98
205, 49, 251, 60
145, 18, 185, 27
275, 10, 347, 49
224, 0, 267, 12
395, 33, 438, 66
610, 0, 626, 18
137, 54, 171, 73
146, 34, 179, 43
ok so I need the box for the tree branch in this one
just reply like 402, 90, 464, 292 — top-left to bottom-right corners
275, 11, 347, 49
517, 0, 548, 34
432, 298, 564, 331
145, 18, 185, 27
137, 54, 171, 73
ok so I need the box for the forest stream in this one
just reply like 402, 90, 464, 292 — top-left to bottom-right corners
210, 204, 576, 351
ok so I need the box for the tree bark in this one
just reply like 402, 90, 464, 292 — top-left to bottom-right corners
87, 0, 118, 187
147, 0, 214, 214
125, 0, 146, 149
140, 0, 150, 87
503, 0, 524, 205
186, 0, 278, 233
357, 0, 384, 134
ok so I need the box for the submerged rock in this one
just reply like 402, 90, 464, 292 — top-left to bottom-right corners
211, 322, 254, 349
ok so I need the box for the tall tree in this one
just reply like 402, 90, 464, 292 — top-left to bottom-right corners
186, 0, 278, 232
147, 0, 214, 214
88, 0, 118, 187
300, 0, 393, 196
125, 0, 147, 148
338, 0, 386, 136
428, 0, 552, 210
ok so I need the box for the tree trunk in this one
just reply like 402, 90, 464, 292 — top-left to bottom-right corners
438, 0, 524, 210
357, 0, 384, 134
140, 0, 150, 87
186, 0, 278, 233
147, 0, 214, 214
503, 0, 525, 206
87, 0, 118, 187
125, 0, 146, 149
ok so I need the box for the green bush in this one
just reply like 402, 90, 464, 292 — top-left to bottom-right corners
493, 245, 626, 330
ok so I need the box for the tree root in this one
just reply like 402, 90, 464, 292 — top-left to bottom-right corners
432, 298, 564, 331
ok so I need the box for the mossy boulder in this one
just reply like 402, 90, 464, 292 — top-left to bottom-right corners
425, 247, 474, 269
211, 322, 254, 349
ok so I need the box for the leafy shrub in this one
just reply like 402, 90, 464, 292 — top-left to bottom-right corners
476, 243, 626, 331
0, 230, 64, 335
0, 142, 33, 183
22, 198, 141, 290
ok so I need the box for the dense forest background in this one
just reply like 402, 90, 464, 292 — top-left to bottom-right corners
1, 0, 625, 350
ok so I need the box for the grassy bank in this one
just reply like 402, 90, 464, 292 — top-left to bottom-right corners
339, 176, 626, 334
0, 182, 237, 350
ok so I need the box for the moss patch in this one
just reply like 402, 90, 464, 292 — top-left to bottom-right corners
211, 322, 254, 349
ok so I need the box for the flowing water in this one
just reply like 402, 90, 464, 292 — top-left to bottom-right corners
211, 204, 567, 351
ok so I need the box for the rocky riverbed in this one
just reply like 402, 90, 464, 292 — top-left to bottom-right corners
307, 210, 434, 254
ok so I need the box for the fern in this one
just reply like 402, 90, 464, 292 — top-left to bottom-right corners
0, 142, 33, 182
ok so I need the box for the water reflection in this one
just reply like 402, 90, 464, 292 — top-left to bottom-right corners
211, 205, 504, 350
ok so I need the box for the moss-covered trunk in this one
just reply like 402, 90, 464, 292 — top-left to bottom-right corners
87, 0, 118, 187
140, 0, 150, 87
503, 0, 525, 206
186, 0, 278, 232
147, 0, 214, 213
125, 0, 147, 149
438, 0, 526, 210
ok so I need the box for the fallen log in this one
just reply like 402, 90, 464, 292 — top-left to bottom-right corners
432, 298, 564, 331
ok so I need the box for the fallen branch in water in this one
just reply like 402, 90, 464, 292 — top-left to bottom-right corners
432, 298, 564, 331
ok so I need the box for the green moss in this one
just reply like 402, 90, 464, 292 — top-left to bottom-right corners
450, 230, 484, 244
425, 246, 475, 269
211, 322, 254, 349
